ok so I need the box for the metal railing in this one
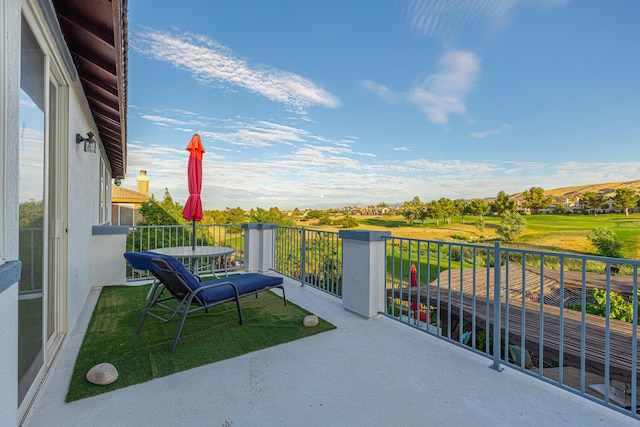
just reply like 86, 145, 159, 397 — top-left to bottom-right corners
126, 224, 245, 281
274, 226, 343, 298
384, 236, 640, 420
119, 222, 639, 417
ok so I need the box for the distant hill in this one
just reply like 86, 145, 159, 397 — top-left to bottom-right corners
509, 180, 640, 202
318, 180, 640, 211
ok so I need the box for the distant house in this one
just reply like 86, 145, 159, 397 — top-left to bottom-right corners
111, 171, 151, 226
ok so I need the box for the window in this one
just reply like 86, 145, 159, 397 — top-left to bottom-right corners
118, 204, 135, 226
99, 155, 110, 224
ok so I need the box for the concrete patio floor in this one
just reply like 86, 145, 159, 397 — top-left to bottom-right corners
24, 275, 637, 427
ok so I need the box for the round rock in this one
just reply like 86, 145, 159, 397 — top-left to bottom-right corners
86, 362, 118, 385
303, 315, 319, 327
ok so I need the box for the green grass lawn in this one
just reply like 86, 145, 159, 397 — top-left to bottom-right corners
313, 213, 640, 259
506, 214, 640, 258
67, 284, 335, 402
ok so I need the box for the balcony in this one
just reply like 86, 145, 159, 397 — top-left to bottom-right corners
24, 224, 638, 425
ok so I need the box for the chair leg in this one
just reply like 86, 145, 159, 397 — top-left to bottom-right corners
280, 286, 287, 306
170, 306, 190, 353
235, 296, 244, 325
136, 309, 150, 336
137, 287, 161, 335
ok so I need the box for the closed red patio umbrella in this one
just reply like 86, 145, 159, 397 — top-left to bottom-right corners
182, 134, 204, 250
410, 264, 419, 319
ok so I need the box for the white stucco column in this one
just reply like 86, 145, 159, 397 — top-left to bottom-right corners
91, 226, 129, 286
339, 230, 390, 318
242, 223, 277, 272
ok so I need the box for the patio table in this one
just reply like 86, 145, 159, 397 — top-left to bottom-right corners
153, 245, 235, 277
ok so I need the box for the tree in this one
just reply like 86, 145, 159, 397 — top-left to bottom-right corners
588, 227, 622, 257
522, 187, 552, 213
426, 200, 443, 226
202, 209, 223, 225
305, 209, 324, 220
490, 191, 516, 215
402, 196, 426, 225
19, 199, 44, 228
582, 192, 604, 216
498, 212, 526, 242
250, 206, 295, 226
454, 199, 468, 223
438, 197, 455, 225
467, 199, 489, 220
138, 189, 183, 226
613, 188, 639, 217
224, 207, 246, 224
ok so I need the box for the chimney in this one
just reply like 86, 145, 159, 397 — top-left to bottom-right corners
137, 170, 149, 195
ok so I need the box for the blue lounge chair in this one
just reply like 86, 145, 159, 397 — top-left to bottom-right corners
123, 251, 286, 353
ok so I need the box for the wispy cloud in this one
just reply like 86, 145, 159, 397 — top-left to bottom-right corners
361, 51, 479, 127
394, 146, 411, 151
140, 114, 199, 127
406, 158, 501, 175
404, 0, 569, 39
503, 161, 547, 175
470, 123, 511, 138
132, 27, 341, 113
408, 50, 479, 125
405, 0, 517, 38
402, 1, 568, 126
200, 121, 310, 148
359, 80, 399, 103
125, 135, 640, 209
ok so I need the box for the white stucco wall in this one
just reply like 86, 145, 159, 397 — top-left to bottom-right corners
0, 0, 22, 424
2, 0, 20, 261
0, 284, 18, 426
66, 80, 105, 332
2, 1, 115, 422
91, 226, 128, 286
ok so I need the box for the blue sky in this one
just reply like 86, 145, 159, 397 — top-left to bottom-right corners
125, 0, 640, 210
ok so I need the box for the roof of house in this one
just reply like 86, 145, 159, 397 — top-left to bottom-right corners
111, 185, 150, 203
52, 0, 128, 179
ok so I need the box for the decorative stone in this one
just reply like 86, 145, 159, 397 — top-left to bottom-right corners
86, 363, 118, 385
303, 315, 319, 327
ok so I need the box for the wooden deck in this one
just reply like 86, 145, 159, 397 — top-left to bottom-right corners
387, 266, 640, 384
524, 266, 638, 299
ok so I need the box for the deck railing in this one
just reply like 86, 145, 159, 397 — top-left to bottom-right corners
384, 236, 640, 420
120, 222, 639, 419
274, 226, 342, 298
125, 224, 245, 280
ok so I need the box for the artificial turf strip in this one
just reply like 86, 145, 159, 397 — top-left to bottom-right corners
66, 284, 336, 402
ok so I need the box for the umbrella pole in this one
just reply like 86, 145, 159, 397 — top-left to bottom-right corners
192, 220, 196, 250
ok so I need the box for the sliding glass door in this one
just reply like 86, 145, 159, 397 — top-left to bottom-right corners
18, 13, 66, 408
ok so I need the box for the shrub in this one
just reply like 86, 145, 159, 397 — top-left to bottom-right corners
498, 212, 526, 242
568, 289, 638, 323
317, 215, 333, 226
587, 227, 622, 257
341, 213, 359, 229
